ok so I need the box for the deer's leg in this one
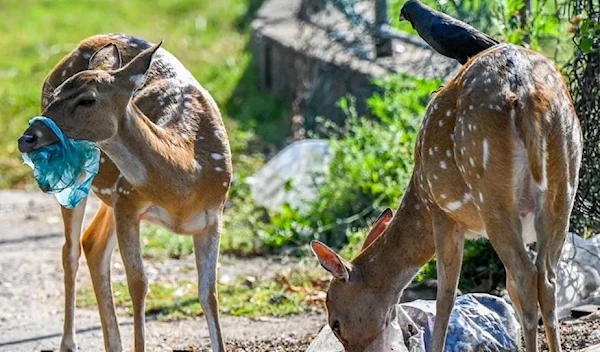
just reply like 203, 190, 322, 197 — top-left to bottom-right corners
430, 212, 464, 352
81, 203, 122, 351
114, 203, 147, 352
59, 200, 87, 352
193, 221, 225, 352
505, 269, 523, 318
483, 210, 538, 352
534, 192, 571, 352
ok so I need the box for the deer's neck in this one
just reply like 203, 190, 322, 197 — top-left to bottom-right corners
99, 103, 193, 188
354, 181, 435, 294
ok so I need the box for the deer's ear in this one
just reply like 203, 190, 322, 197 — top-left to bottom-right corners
311, 240, 350, 282
114, 40, 162, 91
89, 43, 122, 71
362, 208, 393, 250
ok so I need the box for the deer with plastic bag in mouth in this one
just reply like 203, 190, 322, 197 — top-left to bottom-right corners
17, 34, 231, 352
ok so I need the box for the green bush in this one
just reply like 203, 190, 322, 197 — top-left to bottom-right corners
258, 74, 441, 249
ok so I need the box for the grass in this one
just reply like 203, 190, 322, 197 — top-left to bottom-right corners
0, 0, 286, 189
0, 0, 288, 255
77, 268, 327, 320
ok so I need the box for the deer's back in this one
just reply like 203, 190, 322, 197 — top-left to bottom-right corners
414, 44, 581, 240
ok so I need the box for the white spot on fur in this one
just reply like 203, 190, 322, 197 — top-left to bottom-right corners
469, 105, 474, 110
429, 148, 434, 156
440, 194, 447, 199
223, 182, 228, 187
100, 188, 112, 195
484, 78, 492, 85
100, 157, 106, 164
61, 70, 67, 78
446, 150, 452, 158
447, 200, 463, 211
211, 153, 224, 160
446, 110, 452, 117
482, 139, 489, 169
438, 120, 444, 127
215, 167, 223, 172
440, 161, 447, 169
469, 157, 475, 167
479, 192, 484, 203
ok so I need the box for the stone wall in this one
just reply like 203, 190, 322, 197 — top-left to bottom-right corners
251, 0, 458, 129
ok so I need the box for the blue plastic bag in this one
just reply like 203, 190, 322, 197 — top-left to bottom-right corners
22, 116, 100, 209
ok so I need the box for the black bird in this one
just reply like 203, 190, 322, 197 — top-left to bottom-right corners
400, 0, 499, 64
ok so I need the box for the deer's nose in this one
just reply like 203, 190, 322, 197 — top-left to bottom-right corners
18, 134, 38, 153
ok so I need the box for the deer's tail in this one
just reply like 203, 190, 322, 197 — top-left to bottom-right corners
513, 88, 549, 190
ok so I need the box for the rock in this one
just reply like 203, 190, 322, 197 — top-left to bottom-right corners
246, 139, 332, 211
308, 294, 520, 352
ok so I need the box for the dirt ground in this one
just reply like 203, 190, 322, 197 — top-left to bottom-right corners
0, 191, 324, 352
3, 191, 600, 352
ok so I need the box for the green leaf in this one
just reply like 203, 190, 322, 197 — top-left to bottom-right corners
580, 37, 594, 54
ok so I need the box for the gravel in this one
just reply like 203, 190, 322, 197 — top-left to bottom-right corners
539, 315, 600, 351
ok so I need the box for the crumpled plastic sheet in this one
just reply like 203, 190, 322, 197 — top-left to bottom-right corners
22, 116, 100, 209
402, 294, 521, 352
246, 139, 331, 211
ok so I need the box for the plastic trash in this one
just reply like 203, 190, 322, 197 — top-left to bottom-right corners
22, 116, 100, 209
402, 294, 521, 352
246, 139, 331, 211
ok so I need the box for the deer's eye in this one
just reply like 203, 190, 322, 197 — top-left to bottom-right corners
76, 99, 96, 108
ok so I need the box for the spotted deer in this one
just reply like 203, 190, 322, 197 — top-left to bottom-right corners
312, 43, 582, 352
17, 34, 232, 352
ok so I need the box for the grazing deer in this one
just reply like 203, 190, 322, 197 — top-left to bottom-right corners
312, 43, 582, 352
17, 34, 231, 352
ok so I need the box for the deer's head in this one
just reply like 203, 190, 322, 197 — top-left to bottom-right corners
18, 42, 161, 153
311, 208, 396, 352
